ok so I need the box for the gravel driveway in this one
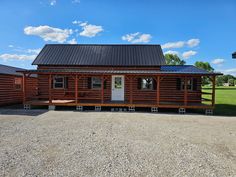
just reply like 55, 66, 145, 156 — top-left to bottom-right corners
0, 110, 235, 177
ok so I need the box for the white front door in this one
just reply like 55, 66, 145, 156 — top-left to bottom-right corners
112, 75, 124, 101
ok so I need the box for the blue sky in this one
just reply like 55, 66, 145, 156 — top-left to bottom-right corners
0, 0, 236, 75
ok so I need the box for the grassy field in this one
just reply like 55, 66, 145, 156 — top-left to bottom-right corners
203, 86, 236, 116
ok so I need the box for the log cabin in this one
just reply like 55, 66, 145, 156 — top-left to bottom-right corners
0, 64, 37, 106
20, 44, 221, 114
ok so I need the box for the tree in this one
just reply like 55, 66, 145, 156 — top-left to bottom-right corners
234, 80, 236, 86
216, 76, 224, 86
194, 61, 214, 72
165, 54, 186, 65
228, 79, 234, 86
194, 61, 214, 86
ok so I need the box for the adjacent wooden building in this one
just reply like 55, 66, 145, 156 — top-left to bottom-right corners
0, 64, 37, 106
20, 44, 221, 113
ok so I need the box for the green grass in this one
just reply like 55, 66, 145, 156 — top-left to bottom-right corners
203, 86, 236, 116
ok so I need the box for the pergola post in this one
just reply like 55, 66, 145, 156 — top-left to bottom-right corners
130, 75, 133, 104
75, 74, 78, 104
23, 73, 26, 104
49, 74, 52, 104
212, 75, 216, 107
157, 76, 160, 105
184, 76, 188, 106
101, 76, 104, 104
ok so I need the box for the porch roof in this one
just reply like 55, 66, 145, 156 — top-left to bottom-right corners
20, 65, 222, 75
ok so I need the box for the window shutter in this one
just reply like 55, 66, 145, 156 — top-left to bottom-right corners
153, 78, 157, 90
88, 77, 92, 89
176, 78, 181, 90
193, 78, 198, 91
64, 77, 69, 89
104, 80, 107, 89
51, 77, 54, 89
137, 78, 142, 89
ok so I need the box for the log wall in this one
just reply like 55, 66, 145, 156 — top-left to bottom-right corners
0, 74, 37, 106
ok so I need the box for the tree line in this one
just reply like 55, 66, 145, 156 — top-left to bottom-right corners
165, 54, 236, 86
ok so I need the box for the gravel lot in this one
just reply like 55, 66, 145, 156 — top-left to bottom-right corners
0, 110, 235, 177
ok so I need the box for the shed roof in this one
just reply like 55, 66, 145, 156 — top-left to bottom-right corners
0, 64, 25, 76
32, 44, 166, 66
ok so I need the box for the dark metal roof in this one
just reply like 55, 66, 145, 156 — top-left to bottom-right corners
233, 52, 236, 58
32, 44, 166, 66
0, 64, 25, 76
23, 65, 222, 75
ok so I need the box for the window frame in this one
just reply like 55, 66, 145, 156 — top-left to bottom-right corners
91, 77, 102, 90
141, 77, 154, 90
53, 76, 65, 89
14, 77, 22, 90
181, 78, 193, 91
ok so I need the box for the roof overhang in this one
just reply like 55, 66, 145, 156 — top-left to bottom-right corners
18, 69, 222, 76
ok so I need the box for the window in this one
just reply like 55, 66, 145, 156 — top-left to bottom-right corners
53, 76, 64, 89
92, 77, 102, 89
14, 78, 22, 90
181, 78, 193, 90
141, 78, 153, 90
115, 77, 122, 89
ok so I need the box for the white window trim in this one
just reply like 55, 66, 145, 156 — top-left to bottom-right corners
141, 77, 154, 90
91, 77, 102, 89
53, 76, 65, 89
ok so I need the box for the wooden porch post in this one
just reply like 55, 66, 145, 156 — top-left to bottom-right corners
212, 75, 216, 107
157, 76, 160, 105
130, 76, 133, 104
49, 74, 52, 104
184, 77, 188, 106
75, 74, 78, 104
101, 76, 104, 104
23, 73, 26, 104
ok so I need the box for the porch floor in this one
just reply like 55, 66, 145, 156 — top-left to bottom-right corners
25, 99, 213, 109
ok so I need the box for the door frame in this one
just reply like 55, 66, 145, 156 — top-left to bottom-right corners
111, 75, 125, 101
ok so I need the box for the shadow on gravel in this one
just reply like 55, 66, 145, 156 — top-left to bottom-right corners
0, 104, 48, 116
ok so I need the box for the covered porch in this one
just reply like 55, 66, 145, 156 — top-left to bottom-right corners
21, 68, 217, 112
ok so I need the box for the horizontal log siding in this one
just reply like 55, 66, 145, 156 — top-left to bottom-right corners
37, 75, 112, 101
0, 74, 37, 106
160, 76, 201, 102
37, 74, 201, 103
125, 77, 157, 101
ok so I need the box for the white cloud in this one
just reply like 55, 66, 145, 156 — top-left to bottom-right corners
8, 45, 14, 48
72, 20, 81, 25
162, 38, 200, 49
182, 50, 197, 59
222, 68, 236, 76
211, 58, 225, 65
24, 25, 73, 43
122, 32, 152, 43
50, 0, 56, 6
164, 50, 179, 55
72, 0, 80, 3
68, 38, 77, 44
186, 39, 200, 47
79, 23, 103, 37
0, 54, 36, 61
26, 48, 42, 54
161, 41, 185, 49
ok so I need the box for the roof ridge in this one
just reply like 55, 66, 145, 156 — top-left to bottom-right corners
45, 44, 162, 46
